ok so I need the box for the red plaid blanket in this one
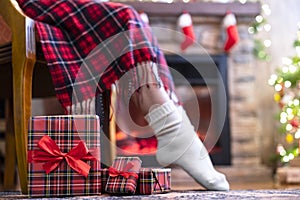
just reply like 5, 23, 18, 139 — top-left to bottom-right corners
17, 0, 175, 112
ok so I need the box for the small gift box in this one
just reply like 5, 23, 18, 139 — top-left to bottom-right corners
105, 157, 142, 194
27, 115, 101, 197
137, 168, 171, 194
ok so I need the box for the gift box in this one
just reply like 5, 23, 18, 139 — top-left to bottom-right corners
101, 167, 171, 195
27, 115, 101, 197
277, 166, 300, 184
105, 157, 142, 194
137, 168, 171, 194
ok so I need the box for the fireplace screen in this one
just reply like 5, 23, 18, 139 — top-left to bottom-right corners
115, 54, 231, 166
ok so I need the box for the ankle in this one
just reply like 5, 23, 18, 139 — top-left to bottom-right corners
131, 85, 171, 116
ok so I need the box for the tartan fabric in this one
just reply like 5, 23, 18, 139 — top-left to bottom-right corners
16, 0, 175, 111
27, 115, 101, 197
101, 168, 171, 195
137, 168, 171, 195
105, 157, 142, 194
100, 168, 109, 193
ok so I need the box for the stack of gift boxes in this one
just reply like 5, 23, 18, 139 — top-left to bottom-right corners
27, 115, 171, 197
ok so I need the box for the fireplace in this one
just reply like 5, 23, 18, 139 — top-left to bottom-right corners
115, 54, 231, 166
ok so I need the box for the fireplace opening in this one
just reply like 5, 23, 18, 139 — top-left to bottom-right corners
115, 54, 231, 166
167, 54, 231, 165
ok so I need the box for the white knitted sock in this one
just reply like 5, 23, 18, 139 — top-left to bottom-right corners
145, 100, 230, 191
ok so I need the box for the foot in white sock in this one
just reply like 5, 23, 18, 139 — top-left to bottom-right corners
145, 100, 230, 191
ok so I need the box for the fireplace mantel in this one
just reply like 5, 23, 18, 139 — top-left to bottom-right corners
117, 1, 261, 17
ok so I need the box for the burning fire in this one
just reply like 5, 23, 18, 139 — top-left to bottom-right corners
116, 131, 157, 155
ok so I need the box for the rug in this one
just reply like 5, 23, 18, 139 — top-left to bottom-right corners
1, 190, 300, 200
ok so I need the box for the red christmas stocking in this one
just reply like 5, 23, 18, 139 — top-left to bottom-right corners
178, 12, 196, 52
139, 11, 149, 25
223, 12, 239, 52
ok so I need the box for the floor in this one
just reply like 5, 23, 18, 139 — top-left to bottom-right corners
1, 165, 300, 199
1, 165, 299, 192
173, 165, 300, 191
172, 166, 278, 191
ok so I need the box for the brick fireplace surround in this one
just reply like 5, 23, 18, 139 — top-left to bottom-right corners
123, 1, 273, 182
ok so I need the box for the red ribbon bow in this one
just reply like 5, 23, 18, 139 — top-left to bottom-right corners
108, 161, 139, 179
28, 135, 99, 178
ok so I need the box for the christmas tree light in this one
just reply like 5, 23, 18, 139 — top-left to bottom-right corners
269, 23, 300, 163
249, 1, 272, 61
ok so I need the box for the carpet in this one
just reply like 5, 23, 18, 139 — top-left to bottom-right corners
1, 190, 300, 200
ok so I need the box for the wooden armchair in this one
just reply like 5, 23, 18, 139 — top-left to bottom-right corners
0, 0, 116, 194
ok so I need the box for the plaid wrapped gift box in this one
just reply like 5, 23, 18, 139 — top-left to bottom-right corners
101, 167, 171, 195
105, 157, 142, 194
27, 115, 101, 197
137, 168, 171, 195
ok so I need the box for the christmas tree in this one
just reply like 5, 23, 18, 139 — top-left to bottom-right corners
269, 22, 300, 164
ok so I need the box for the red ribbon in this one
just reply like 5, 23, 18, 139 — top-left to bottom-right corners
108, 162, 139, 179
28, 135, 99, 178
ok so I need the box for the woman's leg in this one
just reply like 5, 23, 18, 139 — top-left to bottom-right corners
131, 84, 230, 191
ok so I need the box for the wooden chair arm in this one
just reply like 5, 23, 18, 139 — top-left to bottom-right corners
0, 0, 37, 194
